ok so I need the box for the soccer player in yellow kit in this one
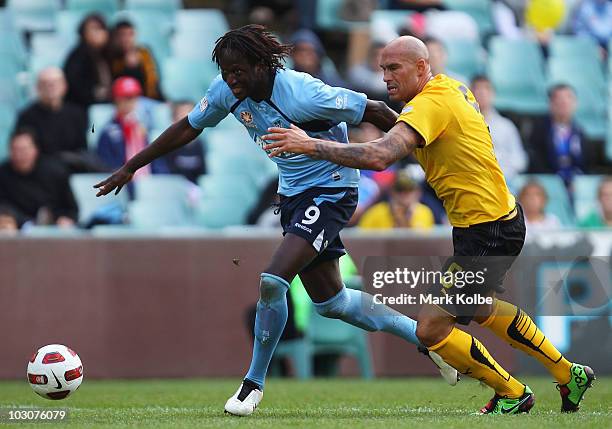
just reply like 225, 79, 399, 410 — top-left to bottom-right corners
263, 36, 595, 415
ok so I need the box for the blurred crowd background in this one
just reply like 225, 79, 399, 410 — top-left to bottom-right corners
0, 0, 611, 236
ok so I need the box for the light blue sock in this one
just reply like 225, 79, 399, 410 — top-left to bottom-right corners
313, 286, 419, 345
245, 273, 290, 389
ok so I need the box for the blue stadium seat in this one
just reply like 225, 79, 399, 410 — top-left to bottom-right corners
487, 38, 548, 114
550, 36, 602, 63
88, 103, 115, 149
134, 174, 193, 205
445, 39, 485, 81
512, 174, 575, 226
0, 30, 27, 68
0, 78, 25, 108
443, 0, 494, 37
29, 34, 70, 75
56, 10, 89, 50
315, 0, 367, 31
151, 102, 172, 129
7, 0, 61, 32
126, 0, 181, 14
574, 175, 604, 221
194, 196, 250, 228
69, 173, 129, 224
128, 200, 191, 228
0, 128, 10, 161
161, 58, 218, 101
174, 9, 229, 36
66, 0, 119, 17
198, 174, 258, 207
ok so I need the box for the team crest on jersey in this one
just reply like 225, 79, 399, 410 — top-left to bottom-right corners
241, 111, 253, 124
199, 96, 208, 112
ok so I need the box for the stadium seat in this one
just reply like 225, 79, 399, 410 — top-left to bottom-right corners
134, 174, 193, 206
66, 0, 119, 17
194, 196, 250, 228
0, 103, 16, 131
128, 199, 191, 228
171, 32, 221, 60
443, 0, 494, 37
549, 36, 602, 64
272, 339, 313, 379
174, 9, 229, 37
548, 57, 607, 94
306, 305, 373, 379
198, 174, 258, 210
151, 102, 172, 129
0, 30, 27, 69
574, 175, 604, 221
487, 38, 548, 114
7, 0, 60, 32
22, 226, 86, 237
425, 10, 480, 42
56, 10, 88, 49
0, 128, 10, 161
512, 174, 575, 226
126, 0, 181, 14
445, 39, 485, 81
370, 10, 413, 42
315, 0, 368, 31
29, 34, 70, 74
161, 58, 218, 101
88, 104, 115, 149
69, 173, 129, 224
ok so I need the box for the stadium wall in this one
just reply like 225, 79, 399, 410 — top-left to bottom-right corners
1, 232, 610, 379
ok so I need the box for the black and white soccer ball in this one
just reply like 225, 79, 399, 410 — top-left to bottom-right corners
27, 344, 83, 400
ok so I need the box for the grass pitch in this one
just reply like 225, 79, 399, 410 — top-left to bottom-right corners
0, 377, 610, 428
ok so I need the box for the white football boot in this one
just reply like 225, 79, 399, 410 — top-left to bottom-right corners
429, 350, 460, 386
224, 380, 263, 416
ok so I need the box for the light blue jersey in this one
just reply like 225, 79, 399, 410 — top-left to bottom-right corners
187, 68, 367, 196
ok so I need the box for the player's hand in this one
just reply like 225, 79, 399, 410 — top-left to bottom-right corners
262, 124, 314, 158
93, 166, 134, 197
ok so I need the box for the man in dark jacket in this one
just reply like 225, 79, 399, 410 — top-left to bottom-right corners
16, 67, 96, 172
528, 84, 587, 185
0, 129, 78, 227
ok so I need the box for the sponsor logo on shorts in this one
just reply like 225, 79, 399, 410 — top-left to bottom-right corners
294, 223, 312, 234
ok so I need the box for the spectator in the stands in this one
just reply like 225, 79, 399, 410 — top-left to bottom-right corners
0, 205, 19, 234
579, 176, 612, 228
424, 37, 467, 83
16, 67, 97, 172
109, 20, 164, 101
164, 101, 206, 184
573, 0, 612, 55
518, 181, 561, 231
0, 129, 78, 228
358, 172, 434, 229
471, 75, 527, 181
289, 29, 346, 87
528, 84, 586, 186
64, 13, 112, 110
97, 77, 168, 180
347, 42, 387, 101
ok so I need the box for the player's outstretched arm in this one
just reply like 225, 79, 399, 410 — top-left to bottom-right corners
263, 122, 420, 171
94, 117, 202, 196
361, 99, 399, 132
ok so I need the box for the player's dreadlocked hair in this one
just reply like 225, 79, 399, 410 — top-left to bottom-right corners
212, 24, 292, 72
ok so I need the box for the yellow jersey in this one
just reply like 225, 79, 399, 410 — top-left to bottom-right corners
358, 201, 435, 229
396, 74, 515, 227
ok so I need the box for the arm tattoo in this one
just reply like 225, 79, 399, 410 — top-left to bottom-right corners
311, 124, 418, 170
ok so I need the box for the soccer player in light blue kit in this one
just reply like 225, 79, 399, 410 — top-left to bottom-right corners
94, 25, 457, 416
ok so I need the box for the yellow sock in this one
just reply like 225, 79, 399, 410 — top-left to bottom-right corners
429, 327, 525, 398
480, 299, 572, 384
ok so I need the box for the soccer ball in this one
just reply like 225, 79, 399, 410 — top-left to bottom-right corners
27, 344, 83, 400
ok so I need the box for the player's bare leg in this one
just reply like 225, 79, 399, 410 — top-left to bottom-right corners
299, 258, 459, 385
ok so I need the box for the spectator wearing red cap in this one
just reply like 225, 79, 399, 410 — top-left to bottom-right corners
96, 77, 168, 193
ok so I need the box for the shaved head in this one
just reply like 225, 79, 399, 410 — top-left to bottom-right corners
384, 36, 430, 64
380, 36, 433, 102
